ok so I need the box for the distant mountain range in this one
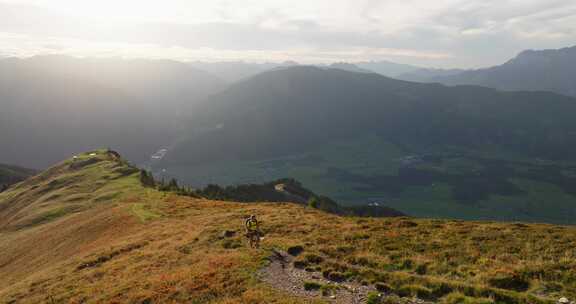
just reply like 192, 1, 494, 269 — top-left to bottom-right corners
413, 46, 576, 97
334, 46, 576, 99
327, 62, 375, 74
188, 60, 421, 83
0, 56, 224, 168
188, 61, 284, 83
395, 68, 465, 82
188, 61, 301, 83
354, 60, 421, 77
164, 66, 576, 164
158, 66, 576, 223
3, 46, 576, 222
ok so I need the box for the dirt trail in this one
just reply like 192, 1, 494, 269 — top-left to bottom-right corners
259, 250, 438, 304
259, 250, 377, 304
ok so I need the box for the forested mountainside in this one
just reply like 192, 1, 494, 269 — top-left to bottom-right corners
158, 66, 576, 223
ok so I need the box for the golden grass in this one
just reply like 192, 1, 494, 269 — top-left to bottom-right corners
1, 152, 575, 303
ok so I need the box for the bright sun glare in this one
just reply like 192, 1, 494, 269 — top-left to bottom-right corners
18, 0, 213, 25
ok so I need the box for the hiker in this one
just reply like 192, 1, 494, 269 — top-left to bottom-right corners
106, 149, 121, 160
245, 215, 261, 249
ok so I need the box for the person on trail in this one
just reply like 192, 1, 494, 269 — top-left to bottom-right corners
245, 215, 261, 249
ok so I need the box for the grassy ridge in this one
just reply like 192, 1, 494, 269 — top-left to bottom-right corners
0, 150, 142, 230
4, 196, 572, 303
0, 152, 575, 303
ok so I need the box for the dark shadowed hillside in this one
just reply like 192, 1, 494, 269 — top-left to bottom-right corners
190, 178, 405, 218
0, 164, 36, 191
158, 66, 576, 223
167, 66, 576, 164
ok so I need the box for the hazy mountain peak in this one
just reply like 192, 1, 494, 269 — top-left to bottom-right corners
354, 60, 422, 77
509, 45, 576, 65
328, 62, 375, 74
427, 45, 576, 97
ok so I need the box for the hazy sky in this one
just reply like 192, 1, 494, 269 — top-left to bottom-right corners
1, 0, 575, 68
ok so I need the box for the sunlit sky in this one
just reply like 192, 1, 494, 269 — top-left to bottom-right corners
1, 0, 575, 67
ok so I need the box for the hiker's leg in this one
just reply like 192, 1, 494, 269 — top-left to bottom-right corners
254, 233, 260, 248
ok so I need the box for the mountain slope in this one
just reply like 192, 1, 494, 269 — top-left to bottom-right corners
158, 66, 576, 223
0, 164, 36, 190
395, 68, 465, 82
0, 56, 225, 168
0, 150, 142, 231
0, 150, 145, 293
1, 153, 575, 303
327, 63, 375, 74
166, 66, 576, 163
188, 61, 283, 83
431, 46, 576, 97
355, 60, 421, 77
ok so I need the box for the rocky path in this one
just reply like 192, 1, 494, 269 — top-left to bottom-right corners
259, 250, 374, 303
259, 250, 434, 304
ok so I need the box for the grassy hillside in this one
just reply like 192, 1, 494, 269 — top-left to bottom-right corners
1, 152, 575, 304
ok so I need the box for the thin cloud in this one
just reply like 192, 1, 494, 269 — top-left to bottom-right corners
0, 0, 574, 67
0, 32, 451, 63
